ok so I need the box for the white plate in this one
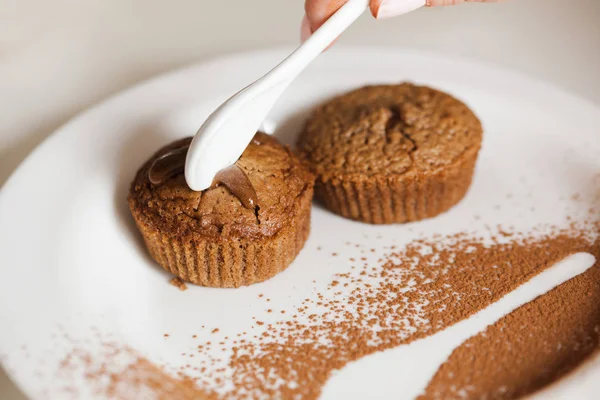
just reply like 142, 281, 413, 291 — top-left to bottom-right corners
1, 47, 600, 399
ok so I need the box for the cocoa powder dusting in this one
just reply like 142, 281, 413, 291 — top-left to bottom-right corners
58, 344, 217, 400
219, 224, 599, 399
422, 237, 600, 399
56, 222, 600, 399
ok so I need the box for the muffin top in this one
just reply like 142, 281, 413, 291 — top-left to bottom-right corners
129, 133, 314, 240
297, 83, 483, 180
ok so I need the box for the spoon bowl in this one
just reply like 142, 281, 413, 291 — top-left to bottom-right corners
184, 0, 371, 191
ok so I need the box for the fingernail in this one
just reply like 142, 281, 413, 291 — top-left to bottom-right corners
300, 15, 312, 43
426, 0, 466, 5
376, 0, 427, 19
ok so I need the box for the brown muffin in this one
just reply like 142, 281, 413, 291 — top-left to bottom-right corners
128, 132, 315, 288
297, 83, 482, 224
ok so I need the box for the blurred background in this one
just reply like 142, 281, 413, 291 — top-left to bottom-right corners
1, 0, 599, 398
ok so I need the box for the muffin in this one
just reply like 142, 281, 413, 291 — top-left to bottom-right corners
128, 132, 315, 288
297, 83, 482, 224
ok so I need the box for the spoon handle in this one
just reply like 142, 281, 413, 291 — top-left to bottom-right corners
263, 0, 369, 87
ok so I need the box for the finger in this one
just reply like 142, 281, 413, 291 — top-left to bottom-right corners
370, 0, 499, 19
300, 14, 312, 42
426, 0, 501, 6
370, 0, 427, 19
304, 0, 348, 32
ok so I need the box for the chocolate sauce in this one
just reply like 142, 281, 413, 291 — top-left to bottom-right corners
147, 138, 258, 210
212, 165, 258, 209
147, 142, 189, 185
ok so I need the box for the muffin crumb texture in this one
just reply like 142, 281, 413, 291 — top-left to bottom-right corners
128, 132, 315, 288
298, 83, 483, 224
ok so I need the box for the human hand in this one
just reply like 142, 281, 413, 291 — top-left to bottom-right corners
302, 0, 501, 41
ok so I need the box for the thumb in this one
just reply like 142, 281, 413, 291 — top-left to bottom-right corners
305, 0, 348, 33
302, 0, 349, 44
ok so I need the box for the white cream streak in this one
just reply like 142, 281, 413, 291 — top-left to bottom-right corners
321, 252, 596, 400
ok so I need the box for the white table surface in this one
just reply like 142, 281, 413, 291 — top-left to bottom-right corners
1, 0, 599, 398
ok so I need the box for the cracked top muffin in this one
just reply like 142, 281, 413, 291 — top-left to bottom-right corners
128, 132, 315, 288
297, 83, 483, 224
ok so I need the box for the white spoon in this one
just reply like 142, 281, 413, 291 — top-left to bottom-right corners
184, 0, 374, 191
